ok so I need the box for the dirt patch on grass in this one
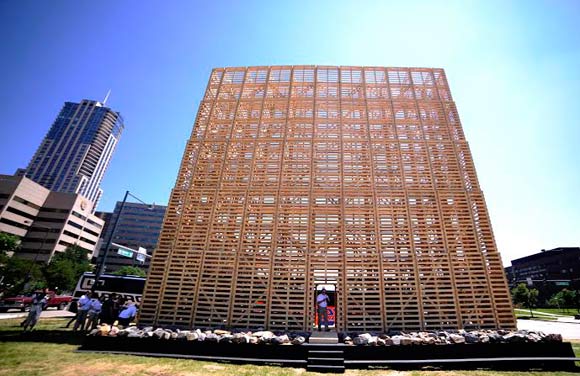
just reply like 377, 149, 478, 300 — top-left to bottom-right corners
202, 364, 226, 372
57, 362, 174, 376
345, 371, 411, 376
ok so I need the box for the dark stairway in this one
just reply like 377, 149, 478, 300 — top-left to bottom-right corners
307, 332, 344, 373
307, 347, 345, 373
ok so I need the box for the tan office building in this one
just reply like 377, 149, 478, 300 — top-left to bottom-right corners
0, 174, 103, 262
140, 66, 516, 332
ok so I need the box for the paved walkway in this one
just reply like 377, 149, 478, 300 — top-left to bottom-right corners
515, 308, 574, 317
517, 319, 580, 340
515, 308, 580, 324
0, 308, 74, 320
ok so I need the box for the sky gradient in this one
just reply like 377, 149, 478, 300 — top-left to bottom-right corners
0, 0, 578, 265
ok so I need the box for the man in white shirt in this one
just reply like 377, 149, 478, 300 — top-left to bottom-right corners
316, 288, 330, 331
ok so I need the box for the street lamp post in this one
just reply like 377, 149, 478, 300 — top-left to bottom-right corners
92, 190, 152, 291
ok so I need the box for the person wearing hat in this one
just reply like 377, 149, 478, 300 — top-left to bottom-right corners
316, 288, 330, 331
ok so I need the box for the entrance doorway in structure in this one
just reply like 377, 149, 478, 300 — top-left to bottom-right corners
315, 284, 336, 330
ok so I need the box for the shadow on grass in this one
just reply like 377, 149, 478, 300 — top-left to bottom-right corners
0, 329, 86, 345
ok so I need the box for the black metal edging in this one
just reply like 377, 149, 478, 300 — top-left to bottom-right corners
345, 357, 580, 364
76, 349, 580, 367
78, 336, 578, 371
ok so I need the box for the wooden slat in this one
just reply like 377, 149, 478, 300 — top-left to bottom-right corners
139, 66, 516, 331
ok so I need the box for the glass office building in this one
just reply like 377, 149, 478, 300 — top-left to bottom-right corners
21, 99, 124, 210
95, 202, 167, 273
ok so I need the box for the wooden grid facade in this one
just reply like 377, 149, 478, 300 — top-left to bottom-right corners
139, 66, 516, 332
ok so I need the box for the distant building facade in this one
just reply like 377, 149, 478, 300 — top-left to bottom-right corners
19, 99, 124, 210
94, 211, 113, 236
507, 247, 580, 287
506, 247, 580, 302
0, 174, 104, 262
95, 202, 166, 273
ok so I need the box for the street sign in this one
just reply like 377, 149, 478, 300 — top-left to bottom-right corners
136, 247, 147, 263
113, 243, 138, 258
117, 248, 133, 258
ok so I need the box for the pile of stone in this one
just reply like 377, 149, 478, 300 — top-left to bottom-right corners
342, 330, 563, 346
89, 324, 308, 345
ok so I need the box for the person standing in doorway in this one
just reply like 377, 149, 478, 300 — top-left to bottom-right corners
316, 288, 330, 332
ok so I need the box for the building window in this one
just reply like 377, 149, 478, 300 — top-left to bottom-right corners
13, 196, 41, 210
5, 206, 36, 220
0, 217, 29, 229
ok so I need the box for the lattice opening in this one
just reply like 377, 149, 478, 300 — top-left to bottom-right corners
139, 66, 516, 332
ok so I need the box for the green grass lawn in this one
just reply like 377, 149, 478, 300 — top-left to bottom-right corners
531, 308, 578, 316
1, 317, 580, 376
514, 308, 577, 321
514, 311, 559, 321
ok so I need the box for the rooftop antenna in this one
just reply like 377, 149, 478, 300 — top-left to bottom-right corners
102, 89, 111, 106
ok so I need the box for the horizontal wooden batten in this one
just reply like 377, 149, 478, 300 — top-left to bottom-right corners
139, 66, 516, 332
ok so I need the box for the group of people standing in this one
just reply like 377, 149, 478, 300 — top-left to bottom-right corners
66, 292, 138, 331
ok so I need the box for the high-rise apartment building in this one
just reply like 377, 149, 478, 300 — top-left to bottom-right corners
20, 99, 124, 210
140, 66, 516, 332
95, 202, 166, 273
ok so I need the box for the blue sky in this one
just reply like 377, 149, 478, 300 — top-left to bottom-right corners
0, 1, 578, 264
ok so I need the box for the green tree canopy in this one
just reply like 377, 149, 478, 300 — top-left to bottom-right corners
511, 283, 539, 317
0, 257, 45, 295
0, 232, 20, 257
43, 245, 92, 293
112, 265, 146, 277
0, 233, 44, 295
549, 289, 576, 312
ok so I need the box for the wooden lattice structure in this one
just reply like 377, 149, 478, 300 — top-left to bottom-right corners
139, 66, 516, 332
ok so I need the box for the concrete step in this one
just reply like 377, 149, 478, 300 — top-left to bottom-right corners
308, 350, 344, 355
306, 364, 345, 373
309, 331, 339, 344
307, 346, 344, 373
308, 357, 344, 366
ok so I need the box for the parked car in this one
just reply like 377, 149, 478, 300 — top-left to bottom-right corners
0, 291, 72, 312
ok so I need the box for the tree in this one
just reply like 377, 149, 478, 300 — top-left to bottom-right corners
550, 289, 576, 313
561, 289, 576, 311
113, 266, 146, 277
0, 257, 45, 295
511, 283, 539, 318
0, 232, 20, 255
574, 290, 580, 313
43, 245, 92, 293
548, 294, 561, 310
